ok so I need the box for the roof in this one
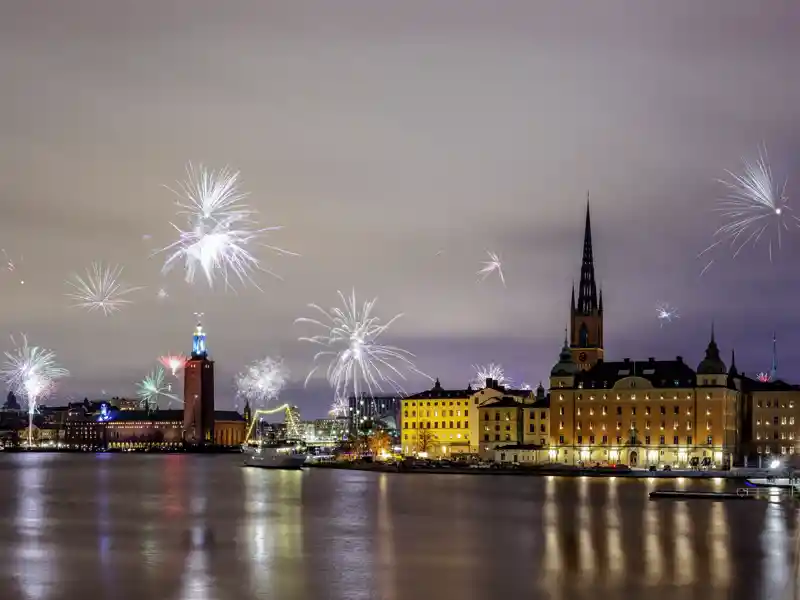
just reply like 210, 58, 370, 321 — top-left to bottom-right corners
101, 409, 184, 423
479, 397, 522, 409
215, 410, 244, 422
741, 376, 800, 392
531, 396, 550, 409
405, 379, 472, 400
575, 357, 697, 389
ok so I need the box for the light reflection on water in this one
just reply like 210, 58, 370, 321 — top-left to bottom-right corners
0, 454, 797, 600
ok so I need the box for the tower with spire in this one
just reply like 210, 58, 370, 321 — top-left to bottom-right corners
570, 194, 604, 369
183, 313, 216, 446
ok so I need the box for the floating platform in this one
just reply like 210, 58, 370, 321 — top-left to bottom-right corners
649, 490, 757, 500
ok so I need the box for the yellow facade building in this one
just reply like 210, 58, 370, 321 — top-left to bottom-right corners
400, 201, 800, 467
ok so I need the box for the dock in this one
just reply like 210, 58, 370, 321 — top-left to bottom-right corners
649, 489, 758, 500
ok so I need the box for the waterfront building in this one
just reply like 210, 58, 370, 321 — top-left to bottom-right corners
348, 393, 402, 432
183, 317, 215, 445
400, 378, 534, 457
740, 375, 800, 460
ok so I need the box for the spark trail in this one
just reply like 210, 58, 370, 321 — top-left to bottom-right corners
159, 164, 296, 290
296, 290, 428, 408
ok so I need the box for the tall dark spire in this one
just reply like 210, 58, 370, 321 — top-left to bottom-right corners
577, 193, 598, 313
771, 332, 777, 380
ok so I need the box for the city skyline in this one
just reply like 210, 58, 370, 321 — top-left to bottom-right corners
1, 1, 799, 417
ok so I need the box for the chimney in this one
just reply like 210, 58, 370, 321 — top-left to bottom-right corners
486, 378, 493, 389
676, 356, 683, 363
648, 357, 655, 363
623, 358, 630, 363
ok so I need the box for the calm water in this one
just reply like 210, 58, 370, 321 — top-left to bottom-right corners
0, 453, 796, 600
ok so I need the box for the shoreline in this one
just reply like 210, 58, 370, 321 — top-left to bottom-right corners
305, 462, 747, 479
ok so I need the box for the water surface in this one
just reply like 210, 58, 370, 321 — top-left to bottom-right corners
0, 453, 795, 600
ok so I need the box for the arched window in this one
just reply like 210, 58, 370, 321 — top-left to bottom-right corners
579, 323, 589, 347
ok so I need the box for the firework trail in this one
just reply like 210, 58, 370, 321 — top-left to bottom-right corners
655, 302, 679, 327
159, 354, 187, 377
235, 357, 289, 409
2, 249, 24, 285
1, 335, 69, 445
66, 263, 141, 315
700, 146, 798, 273
477, 251, 505, 286
471, 363, 512, 389
296, 290, 429, 409
159, 164, 296, 290
329, 395, 349, 417
137, 366, 179, 409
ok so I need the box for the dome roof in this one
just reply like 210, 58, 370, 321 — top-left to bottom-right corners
551, 340, 578, 376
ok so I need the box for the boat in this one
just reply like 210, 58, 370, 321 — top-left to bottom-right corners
744, 476, 799, 490
243, 442, 308, 470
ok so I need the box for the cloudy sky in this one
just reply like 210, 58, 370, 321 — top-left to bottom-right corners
0, 1, 799, 417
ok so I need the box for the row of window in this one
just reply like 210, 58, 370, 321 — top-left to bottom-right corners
404, 409, 468, 418
574, 420, 701, 431
405, 400, 468, 407
756, 400, 797, 409
408, 421, 466, 430
757, 446, 796, 454
756, 432, 796, 441
756, 417, 796, 426
563, 393, 703, 401
560, 405, 694, 417
564, 434, 706, 446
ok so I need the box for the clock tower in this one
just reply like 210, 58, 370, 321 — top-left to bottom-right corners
570, 196, 604, 370
183, 314, 215, 446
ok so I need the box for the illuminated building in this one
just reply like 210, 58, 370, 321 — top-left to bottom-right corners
183, 316, 215, 446
347, 393, 402, 431
400, 378, 534, 457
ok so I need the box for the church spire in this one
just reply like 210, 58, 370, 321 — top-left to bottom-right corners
577, 193, 598, 314
771, 331, 777, 380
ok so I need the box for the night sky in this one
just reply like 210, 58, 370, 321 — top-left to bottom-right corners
1, 1, 799, 417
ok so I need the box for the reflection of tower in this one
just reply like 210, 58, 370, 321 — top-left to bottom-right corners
183, 314, 215, 446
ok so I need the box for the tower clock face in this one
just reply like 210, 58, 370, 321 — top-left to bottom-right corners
578, 352, 587, 362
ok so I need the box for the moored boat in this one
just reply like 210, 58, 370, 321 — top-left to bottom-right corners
243, 442, 307, 470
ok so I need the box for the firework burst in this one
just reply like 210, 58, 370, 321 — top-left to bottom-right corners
757, 372, 772, 383
655, 302, 679, 327
137, 366, 179, 409
477, 251, 505, 286
66, 263, 141, 315
329, 395, 349, 417
296, 290, 428, 406
471, 363, 512, 389
159, 354, 187, 377
1, 335, 69, 408
700, 146, 798, 274
159, 164, 296, 290
235, 357, 289, 409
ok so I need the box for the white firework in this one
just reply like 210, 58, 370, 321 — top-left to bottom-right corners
137, 366, 179, 409
159, 164, 296, 290
477, 251, 505, 286
157, 288, 169, 300
66, 263, 141, 315
329, 395, 349, 417
655, 302, 679, 327
1, 335, 69, 409
296, 290, 428, 405
471, 363, 512, 389
700, 146, 798, 274
235, 357, 289, 408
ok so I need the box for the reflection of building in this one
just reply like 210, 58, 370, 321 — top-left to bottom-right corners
184, 318, 215, 445
348, 394, 402, 431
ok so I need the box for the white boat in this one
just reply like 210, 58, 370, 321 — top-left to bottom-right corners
243, 442, 307, 470
744, 476, 800, 489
